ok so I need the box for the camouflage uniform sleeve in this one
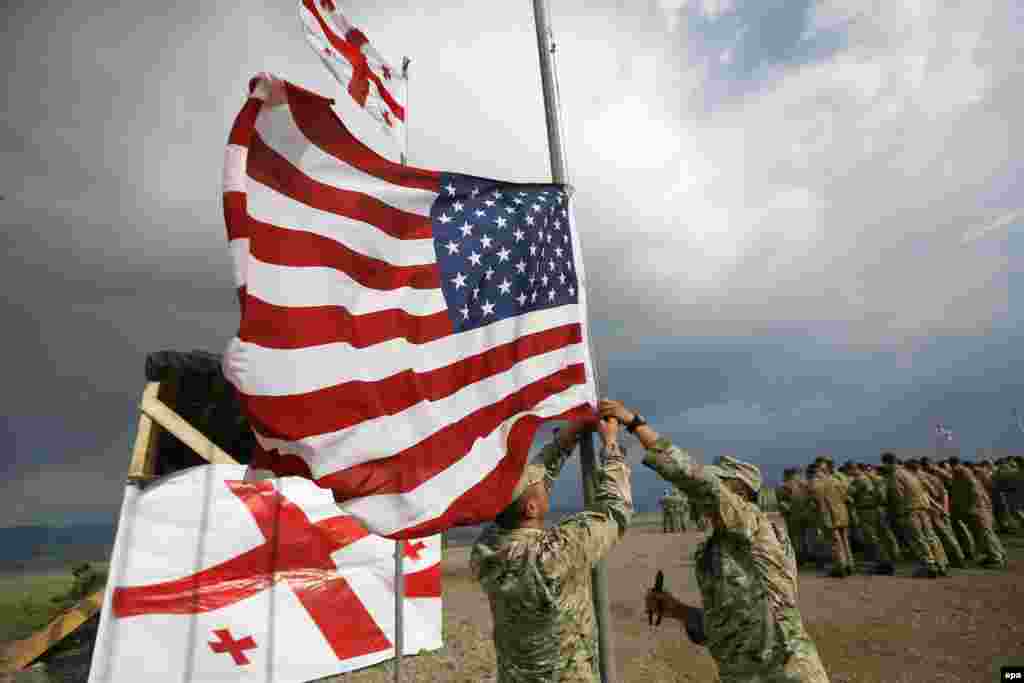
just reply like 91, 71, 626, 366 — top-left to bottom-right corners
539, 440, 633, 579
532, 436, 575, 488
641, 437, 755, 538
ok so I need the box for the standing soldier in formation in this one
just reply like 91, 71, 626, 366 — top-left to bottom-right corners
675, 488, 690, 532
847, 463, 899, 575
881, 453, 947, 578
471, 416, 633, 682
777, 468, 811, 565
907, 459, 966, 568
595, 399, 830, 683
809, 461, 854, 577
660, 488, 676, 533
950, 458, 1006, 569
927, 458, 976, 561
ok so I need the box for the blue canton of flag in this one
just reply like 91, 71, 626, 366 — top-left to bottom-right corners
431, 174, 578, 332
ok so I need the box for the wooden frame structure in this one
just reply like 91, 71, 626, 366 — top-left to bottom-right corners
0, 379, 240, 673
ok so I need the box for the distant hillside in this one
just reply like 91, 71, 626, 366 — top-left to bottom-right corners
0, 523, 116, 572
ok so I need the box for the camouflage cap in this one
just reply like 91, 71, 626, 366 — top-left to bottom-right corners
510, 463, 547, 502
714, 455, 762, 495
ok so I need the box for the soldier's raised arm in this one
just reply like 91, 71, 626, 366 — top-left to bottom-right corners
598, 398, 759, 538
538, 416, 633, 578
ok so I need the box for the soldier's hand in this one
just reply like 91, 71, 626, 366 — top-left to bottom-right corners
644, 589, 676, 624
599, 399, 634, 424
597, 414, 619, 444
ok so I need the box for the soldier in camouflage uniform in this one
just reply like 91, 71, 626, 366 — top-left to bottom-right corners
676, 488, 691, 532
661, 489, 676, 533
777, 469, 811, 566
471, 416, 633, 683
951, 459, 1006, 569
880, 453, 947, 578
907, 459, 965, 568
809, 462, 853, 577
597, 400, 830, 683
847, 463, 898, 574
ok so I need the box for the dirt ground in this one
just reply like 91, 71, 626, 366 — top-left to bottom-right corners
327, 524, 1024, 683
13, 524, 1024, 683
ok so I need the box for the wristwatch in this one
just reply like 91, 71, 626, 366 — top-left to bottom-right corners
626, 413, 647, 434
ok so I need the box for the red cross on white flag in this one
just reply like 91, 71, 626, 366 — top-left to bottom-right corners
87, 465, 441, 683
298, 0, 407, 155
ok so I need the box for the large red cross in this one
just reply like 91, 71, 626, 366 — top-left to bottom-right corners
300, 0, 405, 123
209, 629, 257, 666
112, 481, 391, 661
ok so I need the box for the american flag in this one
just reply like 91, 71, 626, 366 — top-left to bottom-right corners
221, 74, 596, 540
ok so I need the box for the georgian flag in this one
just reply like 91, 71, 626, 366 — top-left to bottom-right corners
87, 465, 441, 683
298, 0, 407, 152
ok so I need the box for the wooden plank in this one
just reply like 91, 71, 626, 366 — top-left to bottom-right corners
0, 589, 105, 673
140, 396, 239, 466
127, 382, 162, 480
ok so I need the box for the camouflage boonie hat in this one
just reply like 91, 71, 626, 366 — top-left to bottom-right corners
714, 455, 762, 495
510, 463, 547, 502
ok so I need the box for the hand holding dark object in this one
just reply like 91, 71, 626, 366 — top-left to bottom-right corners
647, 570, 665, 625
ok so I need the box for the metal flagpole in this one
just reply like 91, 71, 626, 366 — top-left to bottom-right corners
531, 3, 616, 682
393, 56, 412, 683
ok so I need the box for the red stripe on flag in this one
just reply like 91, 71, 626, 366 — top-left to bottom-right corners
402, 564, 441, 599
223, 192, 248, 241
239, 294, 453, 350
250, 440, 313, 478
112, 546, 272, 617
319, 363, 587, 499
248, 134, 433, 241
393, 402, 595, 540
247, 217, 440, 290
239, 323, 583, 441
228, 98, 265, 147
285, 83, 439, 192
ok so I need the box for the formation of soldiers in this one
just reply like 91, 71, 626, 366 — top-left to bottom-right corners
777, 453, 1024, 578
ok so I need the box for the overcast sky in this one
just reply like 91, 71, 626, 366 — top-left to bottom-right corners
2, 0, 1023, 526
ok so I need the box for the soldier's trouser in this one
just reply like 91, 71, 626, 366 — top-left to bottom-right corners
663, 510, 672, 533
717, 643, 830, 683
856, 508, 900, 563
828, 526, 853, 569
965, 510, 1007, 566
784, 518, 806, 560
679, 507, 689, 531
928, 510, 966, 565
952, 517, 977, 559
902, 510, 946, 571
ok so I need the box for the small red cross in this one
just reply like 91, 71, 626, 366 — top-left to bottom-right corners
209, 628, 257, 666
403, 541, 427, 561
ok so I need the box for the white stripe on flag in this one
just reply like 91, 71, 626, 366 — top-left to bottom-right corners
223, 144, 249, 194
230, 238, 250, 288
254, 105, 430, 216
338, 386, 589, 535
243, 255, 446, 314
254, 341, 588, 477
245, 176, 437, 267
226, 304, 580, 397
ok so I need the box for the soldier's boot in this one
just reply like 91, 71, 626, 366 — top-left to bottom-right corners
912, 566, 940, 579
873, 562, 896, 575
